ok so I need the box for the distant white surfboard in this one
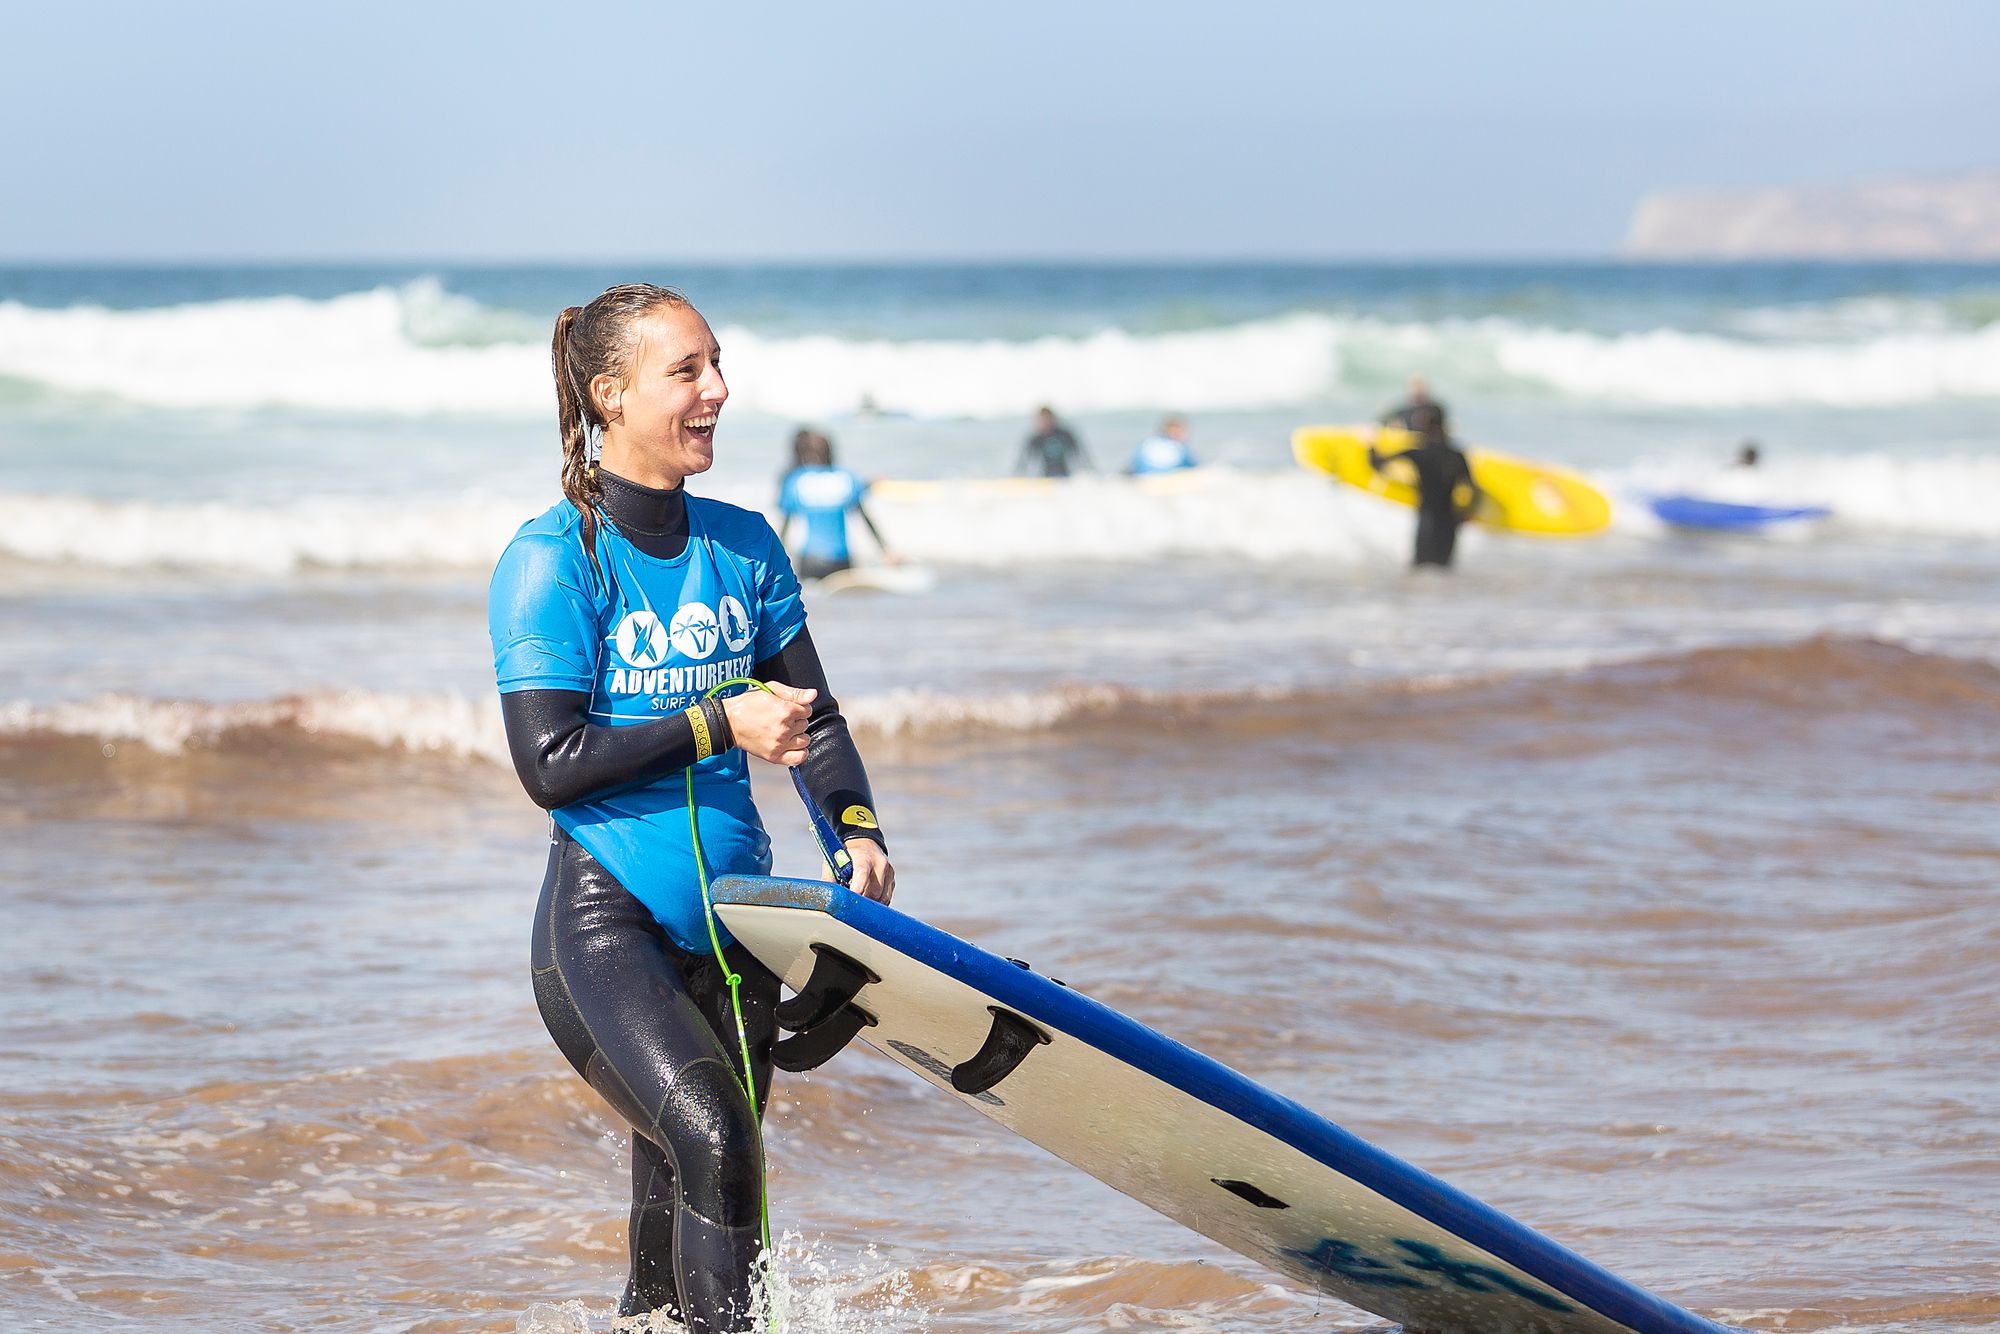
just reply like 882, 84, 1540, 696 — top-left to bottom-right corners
713, 876, 1737, 1334
810, 565, 937, 596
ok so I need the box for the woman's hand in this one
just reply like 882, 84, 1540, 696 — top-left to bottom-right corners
845, 838, 895, 905
721, 684, 815, 766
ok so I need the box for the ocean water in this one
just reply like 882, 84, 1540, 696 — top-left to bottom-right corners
1, 262, 1997, 1332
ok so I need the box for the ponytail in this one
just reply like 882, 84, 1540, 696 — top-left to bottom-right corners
548, 283, 693, 577
551, 305, 602, 572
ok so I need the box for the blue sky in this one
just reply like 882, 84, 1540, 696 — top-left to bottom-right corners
5, 0, 1995, 260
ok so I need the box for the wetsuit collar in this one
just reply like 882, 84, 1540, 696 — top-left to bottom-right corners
597, 469, 688, 539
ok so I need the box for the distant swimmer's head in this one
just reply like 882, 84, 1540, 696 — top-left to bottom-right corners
552, 285, 726, 528
1161, 415, 1188, 440
1736, 439, 1761, 468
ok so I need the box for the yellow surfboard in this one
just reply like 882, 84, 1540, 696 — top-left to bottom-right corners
1292, 425, 1611, 536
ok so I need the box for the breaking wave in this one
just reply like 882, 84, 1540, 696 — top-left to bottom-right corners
6, 641, 1992, 770
3, 280, 1999, 418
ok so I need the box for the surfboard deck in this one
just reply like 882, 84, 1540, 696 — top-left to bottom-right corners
1293, 426, 1612, 536
1647, 495, 1830, 531
713, 875, 1735, 1334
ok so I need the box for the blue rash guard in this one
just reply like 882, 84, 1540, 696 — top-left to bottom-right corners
488, 496, 805, 950
1128, 434, 1197, 474
777, 466, 868, 563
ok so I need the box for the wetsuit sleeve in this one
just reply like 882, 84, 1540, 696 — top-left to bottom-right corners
753, 626, 885, 851
498, 690, 722, 810
855, 503, 890, 552
1455, 452, 1484, 517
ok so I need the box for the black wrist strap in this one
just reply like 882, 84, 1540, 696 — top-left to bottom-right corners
700, 695, 735, 752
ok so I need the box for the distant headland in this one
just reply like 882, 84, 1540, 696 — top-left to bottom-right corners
1624, 169, 2000, 259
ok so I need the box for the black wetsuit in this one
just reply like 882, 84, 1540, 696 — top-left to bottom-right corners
1016, 425, 1092, 477
1372, 440, 1479, 568
500, 471, 883, 1332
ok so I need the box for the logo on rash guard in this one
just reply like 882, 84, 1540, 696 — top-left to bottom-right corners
719, 596, 753, 654
668, 602, 721, 659
615, 611, 670, 668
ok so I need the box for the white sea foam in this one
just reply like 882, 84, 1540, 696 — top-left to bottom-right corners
0, 473, 1411, 572
865, 470, 1410, 566
0, 491, 531, 572
9, 615, 1998, 761
0, 283, 550, 415
3, 282, 1997, 418
1493, 319, 2000, 406
3, 448, 1996, 577
0, 283, 1341, 418
721, 315, 1344, 416
0, 683, 1296, 757
0, 685, 1147, 758
0, 689, 509, 763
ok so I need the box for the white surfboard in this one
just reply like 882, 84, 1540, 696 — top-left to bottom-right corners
712, 876, 1736, 1334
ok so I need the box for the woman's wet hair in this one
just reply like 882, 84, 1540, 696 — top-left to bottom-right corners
551, 283, 694, 568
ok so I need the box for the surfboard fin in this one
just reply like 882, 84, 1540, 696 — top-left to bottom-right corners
950, 1007, 1051, 1096
771, 1003, 876, 1073
774, 943, 879, 1033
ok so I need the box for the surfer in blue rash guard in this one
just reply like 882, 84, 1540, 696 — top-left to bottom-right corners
777, 428, 897, 581
487, 284, 894, 1333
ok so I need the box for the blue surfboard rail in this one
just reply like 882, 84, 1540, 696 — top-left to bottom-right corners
1648, 494, 1830, 530
711, 874, 1737, 1334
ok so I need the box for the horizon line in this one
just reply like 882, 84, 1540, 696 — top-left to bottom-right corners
5, 251, 1996, 269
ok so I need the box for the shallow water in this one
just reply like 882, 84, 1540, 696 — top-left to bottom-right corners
6, 630, 1997, 1331
3, 262, 1998, 1330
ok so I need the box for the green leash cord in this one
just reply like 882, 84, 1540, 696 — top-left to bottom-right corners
687, 676, 777, 1260
688, 676, 861, 1326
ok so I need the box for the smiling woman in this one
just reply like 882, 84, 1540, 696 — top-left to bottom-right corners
485, 283, 896, 1331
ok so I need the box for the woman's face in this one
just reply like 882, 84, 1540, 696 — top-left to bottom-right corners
593, 304, 728, 485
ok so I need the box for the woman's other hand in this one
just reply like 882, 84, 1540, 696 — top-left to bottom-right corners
722, 684, 815, 765
845, 839, 895, 905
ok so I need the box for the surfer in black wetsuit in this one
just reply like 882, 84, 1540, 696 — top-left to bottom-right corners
489, 286, 893, 1333
1370, 403, 1482, 569
1015, 406, 1094, 477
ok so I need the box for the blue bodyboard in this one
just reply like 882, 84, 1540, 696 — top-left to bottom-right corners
1648, 494, 1830, 530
